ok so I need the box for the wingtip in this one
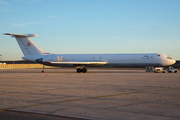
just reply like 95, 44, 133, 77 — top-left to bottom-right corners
4, 33, 11, 35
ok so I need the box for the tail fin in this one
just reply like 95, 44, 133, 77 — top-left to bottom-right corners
4, 33, 46, 56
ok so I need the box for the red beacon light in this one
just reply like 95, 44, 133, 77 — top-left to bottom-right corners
158, 55, 160, 56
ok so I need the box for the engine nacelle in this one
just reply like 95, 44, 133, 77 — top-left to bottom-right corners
43, 56, 62, 62
36, 56, 62, 63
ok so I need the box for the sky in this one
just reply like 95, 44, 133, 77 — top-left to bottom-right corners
0, 0, 180, 60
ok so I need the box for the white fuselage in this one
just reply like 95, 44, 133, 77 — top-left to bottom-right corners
23, 53, 176, 67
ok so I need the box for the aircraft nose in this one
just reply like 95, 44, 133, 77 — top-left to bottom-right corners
173, 59, 176, 64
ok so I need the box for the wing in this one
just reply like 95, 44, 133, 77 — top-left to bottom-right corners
44, 61, 108, 65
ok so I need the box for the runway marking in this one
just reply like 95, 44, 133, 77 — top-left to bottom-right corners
0, 87, 180, 111
78, 100, 180, 112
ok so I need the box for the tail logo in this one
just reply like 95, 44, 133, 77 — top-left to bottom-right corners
26, 42, 31, 47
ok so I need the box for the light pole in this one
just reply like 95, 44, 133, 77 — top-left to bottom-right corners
0, 54, 2, 61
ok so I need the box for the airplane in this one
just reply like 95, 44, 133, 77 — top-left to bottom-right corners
4, 33, 176, 73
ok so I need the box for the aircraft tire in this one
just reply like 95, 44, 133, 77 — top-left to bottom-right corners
82, 68, 87, 73
77, 68, 81, 73
42, 70, 44, 73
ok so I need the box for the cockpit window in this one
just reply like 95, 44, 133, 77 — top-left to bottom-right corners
167, 56, 172, 59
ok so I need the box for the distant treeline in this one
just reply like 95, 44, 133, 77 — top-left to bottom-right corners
0, 60, 37, 64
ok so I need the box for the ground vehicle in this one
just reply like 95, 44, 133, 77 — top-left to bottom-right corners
146, 66, 154, 72
154, 67, 166, 73
168, 66, 178, 73
146, 66, 166, 73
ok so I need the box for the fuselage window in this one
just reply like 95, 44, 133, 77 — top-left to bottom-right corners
167, 56, 172, 59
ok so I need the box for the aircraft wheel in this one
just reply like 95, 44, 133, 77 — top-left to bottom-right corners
42, 70, 44, 73
174, 71, 177, 73
77, 68, 81, 73
82, 68, 87, 73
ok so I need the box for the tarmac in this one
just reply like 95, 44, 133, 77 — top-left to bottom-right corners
0, 67, 180, 120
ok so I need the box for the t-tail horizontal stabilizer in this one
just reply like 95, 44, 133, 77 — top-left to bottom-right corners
4, 33, 45, 56
4, 33, 38, 37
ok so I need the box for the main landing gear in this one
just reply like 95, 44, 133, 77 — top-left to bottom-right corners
76, 66, 87, 73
